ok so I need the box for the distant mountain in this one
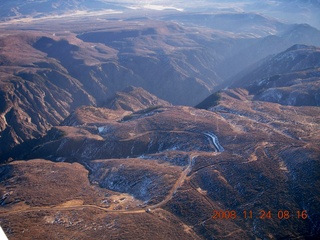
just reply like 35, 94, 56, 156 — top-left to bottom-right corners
277, 0, 320, 6
1, 0, 319, 29
217, 23, 320, 79
281, 24, 320, 45
163, 12, 288, 37
0, 0, 125, 20
243, 0, 320, 28
231, 44, 320, 106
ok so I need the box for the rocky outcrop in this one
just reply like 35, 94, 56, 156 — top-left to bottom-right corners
0, 67, 95, 157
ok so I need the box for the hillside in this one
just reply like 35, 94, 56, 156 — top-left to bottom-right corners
1, 87, 319, 239
230, 44, 320, 106
217, 23, 320, 79
103, 86, 171, 112
1, 17, 320, 157
0, 21, 220, 157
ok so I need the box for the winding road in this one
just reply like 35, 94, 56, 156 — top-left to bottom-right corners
149, 154, 198, 210
0, 131, 224, 216
0, 155, 198, 216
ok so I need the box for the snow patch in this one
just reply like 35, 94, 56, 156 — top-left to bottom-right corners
98, 126, 110, 134
274, 52, 297, 62
0, 226, 8, 240
260, 88, 283, 102
142, 4, 183, 11
56, 157, 66, 162
203, 132, 225, 152
57, 139, 68, 152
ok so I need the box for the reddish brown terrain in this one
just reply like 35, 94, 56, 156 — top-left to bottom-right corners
0, 3, 320, 239
1, 87, 319, 239
0, 20, 222, 156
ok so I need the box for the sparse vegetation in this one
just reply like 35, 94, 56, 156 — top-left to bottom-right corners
1, 3, 320, 240
195, 92, 221, 109
121, 105, 163, 122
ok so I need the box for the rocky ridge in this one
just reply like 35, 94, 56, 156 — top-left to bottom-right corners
231, 44, 320, 106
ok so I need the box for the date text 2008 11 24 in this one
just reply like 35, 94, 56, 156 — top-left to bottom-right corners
212, 210, 308, 220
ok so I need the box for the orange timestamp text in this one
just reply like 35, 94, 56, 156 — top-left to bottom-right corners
212, 210, 308, 220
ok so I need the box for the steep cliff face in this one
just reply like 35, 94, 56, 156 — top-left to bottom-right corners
75, 23, 221, 105
0, 59, 95, 156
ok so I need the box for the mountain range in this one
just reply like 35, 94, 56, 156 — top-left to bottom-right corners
2, 86, 319, 239
0, 1, 319, 239
231, 44, 320, 106
1, 15, 319, 158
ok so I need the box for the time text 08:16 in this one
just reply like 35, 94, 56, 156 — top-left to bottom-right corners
212, 210, 308, 220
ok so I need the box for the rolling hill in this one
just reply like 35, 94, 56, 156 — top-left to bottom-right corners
1, 87, 319, 239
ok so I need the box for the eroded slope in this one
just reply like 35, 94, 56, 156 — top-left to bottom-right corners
2, 88, 319, 239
